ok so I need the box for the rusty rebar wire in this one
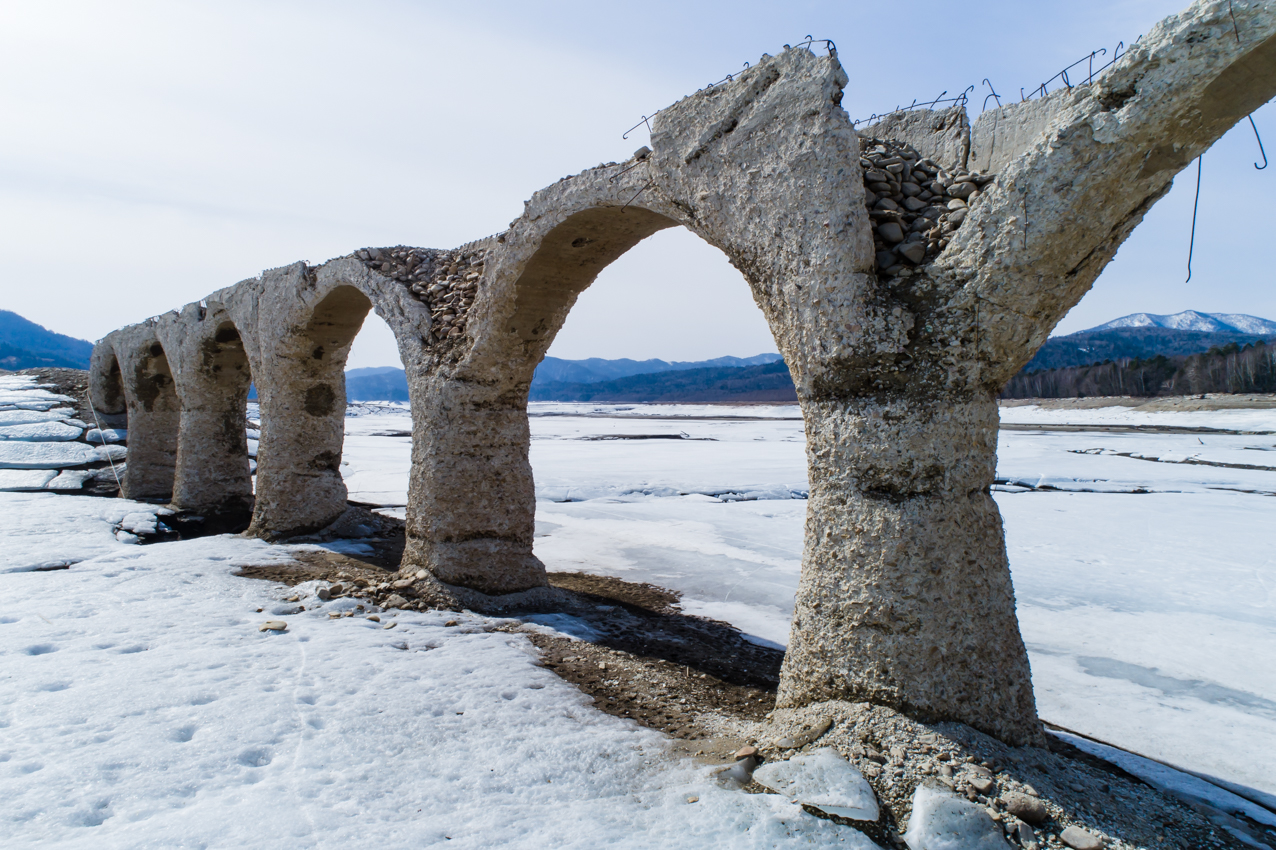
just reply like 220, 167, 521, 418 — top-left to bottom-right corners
1250, 115, 1268, 170
1229, 0, 1242, 44
795, 36, 837, 53
699, 39, 834, 93
623, 114, 657, 141
1186, 155, 1203, 283
624, 37, 836, 139
850, 87, 972, 128
982, 79, 1002, 112
1021, 49, 1108, 102
608, 157, 649, 183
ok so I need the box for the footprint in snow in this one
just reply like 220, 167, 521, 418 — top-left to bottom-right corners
237, 748, 273, 768
169, 725, 197, 743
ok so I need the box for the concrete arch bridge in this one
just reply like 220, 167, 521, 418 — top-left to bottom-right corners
90, 0, 1276, 746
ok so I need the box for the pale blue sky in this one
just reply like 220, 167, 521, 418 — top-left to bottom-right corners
1, 0, 1271, 367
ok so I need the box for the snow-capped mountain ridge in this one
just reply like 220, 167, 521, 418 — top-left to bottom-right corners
1090, 311, 1276, 334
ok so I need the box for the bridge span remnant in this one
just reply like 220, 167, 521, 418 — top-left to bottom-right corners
91, 0, 1276, 746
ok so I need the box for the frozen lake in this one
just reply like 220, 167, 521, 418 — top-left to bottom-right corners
4, 378, 1274, 845
344, 401, 1276, 799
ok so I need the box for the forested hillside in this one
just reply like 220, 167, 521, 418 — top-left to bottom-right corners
0, 310, 93, 370
1002, 340, 1276, 399
528, 359, 797, 402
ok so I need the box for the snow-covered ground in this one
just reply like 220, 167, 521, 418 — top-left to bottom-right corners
0, 381, 878, 848
2, 495, 872, 848
347, 401, 1276, 801
5, 381, 1275, 844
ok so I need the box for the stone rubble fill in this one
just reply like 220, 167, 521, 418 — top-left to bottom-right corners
859, 136, 995, 278
353, 246, 486, 348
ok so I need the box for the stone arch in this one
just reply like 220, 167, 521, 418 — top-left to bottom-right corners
398, 50, 872, 593
84, 1, 1276, 747
97, 325, 180, 501
236, 259, 430, 539
88, 343, 127, 429
247, 276, 373, 537
493, 207, 682, 375
154, 303, 256, 532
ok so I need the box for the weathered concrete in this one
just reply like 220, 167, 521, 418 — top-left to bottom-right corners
94, 323, 180, 501
90, 0, 1276, 746
865, 105, 970, 169
967, 95, 1062, 175
153, 301, 255, 530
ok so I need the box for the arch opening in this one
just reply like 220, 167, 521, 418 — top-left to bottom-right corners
505, 207, 680, 372
94, 353, 127, 419
121, 338, 180, 501
168, 318, 256, 533
248, 284, 373, 539
522, 214, 801, 668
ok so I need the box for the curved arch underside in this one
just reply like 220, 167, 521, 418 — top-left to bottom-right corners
87, 0, 1276, 746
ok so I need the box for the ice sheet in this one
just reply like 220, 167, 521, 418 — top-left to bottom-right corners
999, 403, 1276, 433
0, 421, 84, 441
0, 441, 97, 469
0, 492, 171, 572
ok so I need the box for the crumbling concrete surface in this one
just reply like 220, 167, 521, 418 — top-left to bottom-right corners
90, 0, 1276, 746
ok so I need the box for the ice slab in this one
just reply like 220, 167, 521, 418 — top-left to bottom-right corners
0, 407, 77, 426
752, 747, 880, 820
999, 403, 1276, 433
903, 783, 1012, 850
0, 391, 75, 405
46, 470, 94, 490
0, 469, 58, 491
0, 492, 171, 571
529, 401, 803, 420
91, 444, 127, 463
1050, 730, 1276, 829
0, 420, 83, 441
0, 441, 96, 468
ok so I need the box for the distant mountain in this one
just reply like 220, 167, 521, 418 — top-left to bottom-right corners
1010, 310, 1276, 397
346, 354, 787, 402
347, 368, 409, 402
529, 360, 796, 403
0, 310, 94, 371
1089, 311, 1276, 335
1024, 325, 1275, 372
347, 366, 405, 379
533, 353, 782, 385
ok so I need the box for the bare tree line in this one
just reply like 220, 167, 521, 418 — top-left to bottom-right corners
1001, 340, 1276, 399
